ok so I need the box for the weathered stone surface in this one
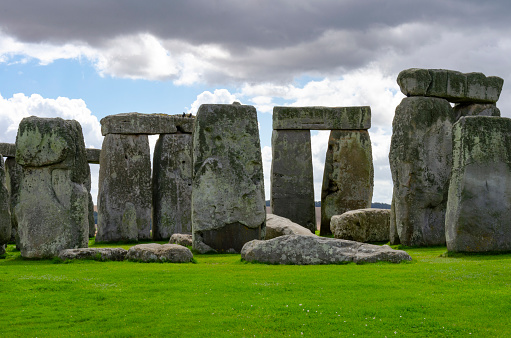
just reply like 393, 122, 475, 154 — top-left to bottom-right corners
273, 106, 371, 130
320, 130, 373, 236
265, 214, 315, 240
86, 148, 101, 164
389, 97, 455, 246
152, 134, 192, 240
126, 243, 194, 263
0, 157, 11, 247
397, 68, 504, 103
446, 116, 511, 252
5, 158, 21, 245
331, 208, 390, 242
0, 244, 4, 255
59, 248, 127, 261
389, 197, 400, 245
241, 235, 412, 265
87, 192, 95, 238
270, 130, 315, 232
97, 134, 151, 242
0, 143, 16, 158
15, 117, 90, 258
453, 103, 500, 121
101, 113, 195, 135
169, 233, 193, 247
192, 103, 266, 253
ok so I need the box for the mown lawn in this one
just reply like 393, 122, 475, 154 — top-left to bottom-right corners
1, 241, 510, 337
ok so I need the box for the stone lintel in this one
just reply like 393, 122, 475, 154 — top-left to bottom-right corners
1, 143, 101, 164
100, 112, 195, 136
86, 148, 101, 164
273, 106, 371, 130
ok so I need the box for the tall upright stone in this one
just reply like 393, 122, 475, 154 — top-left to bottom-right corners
270, 130, 315, 232
446, 116, 511, 252
389, 97, 455, 246
85, 170, 95, 238
192, 103, 266, 253
0, 156, 11, 253
97, 134, 151, 242
5, 157, 21, 245
152, 133, 193, 240
320, 130, 373, 236
15, 117, 90, 258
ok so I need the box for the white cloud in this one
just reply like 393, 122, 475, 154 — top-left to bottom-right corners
187, 89, 239, 114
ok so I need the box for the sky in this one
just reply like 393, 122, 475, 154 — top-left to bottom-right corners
1, 0, 511, 205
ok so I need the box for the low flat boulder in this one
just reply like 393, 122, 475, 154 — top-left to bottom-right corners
126, 243, 194, 263
58, 248, 127, 261
241, 235, 411, 265
331, 208, 390, 242
265, 214, 314, 239
169, 233, 193, 247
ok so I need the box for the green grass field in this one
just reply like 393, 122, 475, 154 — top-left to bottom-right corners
1, 241, 510, 337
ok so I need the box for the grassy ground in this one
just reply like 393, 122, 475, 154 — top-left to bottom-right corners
1, 240, 510, 337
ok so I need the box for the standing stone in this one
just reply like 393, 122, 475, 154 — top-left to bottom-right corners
192, 103, 266, 253
85, 171, 95, 238
5, 158, 21, 245
320, 130, 373, 236
15, 117, 90, 258
446, 116, 511, 252
0, 156, 11, 250
389, 97, 455, 246
97, 134, 151, 242
389, 196, 400, 245
152, 133, 193, 240
270, 130, 315, 232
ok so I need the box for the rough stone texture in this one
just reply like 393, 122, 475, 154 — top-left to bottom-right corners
169, 233, 193, 247
320, 130, 373, 236
270, 130, 316, 232
96, 134, 151, 242
85, 172, 95, 238
15, 117, 90, 258
453, 103, 500, 121
5, 158, 21, 244
273, 106, 371, 130
389, 196, 400, 245
101, 112, 195, 135
0, 157, 11, 247
0, 244, 4, 255
0, 143, 16, 157
152, 133, 192, 240
59, 248, 127, 261
241, 235, 412, 265
389, 97, 455, 247
126, 243, 194, 263
446, 116, 511, 252
86, 148, 101, 164
265, 214, 315, 240
330, 208, 390, 242
192, 103, 266, 253
397, 68, 504, 104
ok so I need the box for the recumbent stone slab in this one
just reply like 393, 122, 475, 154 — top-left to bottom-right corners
169, 233, 193, 247
389, 97, 455, 246
152, 133, 192, 240
241, 235, 412, 265
96, 134, 151, 242
270, 130, 315, 232
445, 116, 511, 252
397, 68, 504, 104
15, 117, 90, 258
101, 112, 195, 135
126, 243, 194, 263
331, 208, 390, 243
320, 130, 373, 236
59, 248, 127, 261
192, 103, 266, 253
265, 214, 315, 240
273, 106, 371, 130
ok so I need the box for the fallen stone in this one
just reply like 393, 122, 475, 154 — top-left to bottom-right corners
0, 157, 11, 247
58, 248, 127, 261
169, 233, 193, 247
0, 143, 16, 158
101, 113, 195, 135
15, 117, 90, 258
331, 208, 390, 243
446, 116, 511, 252
193, 240, 217, 254
192, 103, 266, 253
320, 130, 373, 236
96, 134, 151, 242
126, 243, 194, 263
273, 106, 371, 130
389, 97, 455, 246
241, 235, 411, 265
397, 68, 504, 103
453, 103, 500, 121
152, 133, 192, 240
270, 130, 316, 232
265, 214, 314, 240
